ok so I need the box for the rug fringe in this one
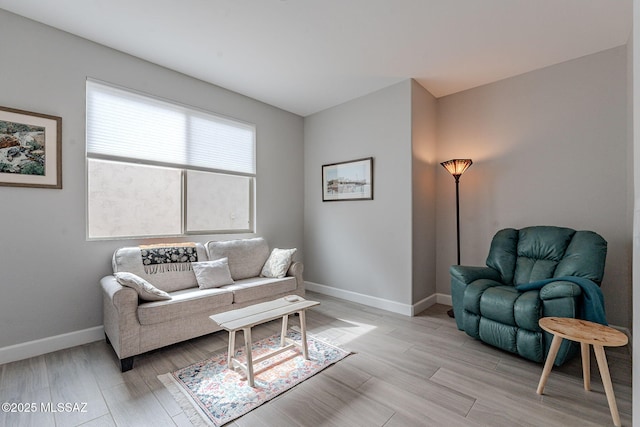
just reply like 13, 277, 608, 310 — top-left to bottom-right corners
158, 373, 214, 427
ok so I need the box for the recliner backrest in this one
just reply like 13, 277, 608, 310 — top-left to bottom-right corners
486, 226, 607, 286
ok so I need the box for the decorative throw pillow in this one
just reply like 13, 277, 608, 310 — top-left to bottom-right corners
114, 272, 172, 301
261, 248, 297, 278
192, 257, 235, 289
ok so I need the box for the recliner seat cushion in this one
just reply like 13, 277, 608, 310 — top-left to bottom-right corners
463, 279, 503, 315
475, 286, 541, 330
480, 286, 519, 326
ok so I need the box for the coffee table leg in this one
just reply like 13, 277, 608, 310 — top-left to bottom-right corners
537, 334, 563, 395
243, 327, 255, 387
299, 310, 309, 359
581, 342, 591, 391
281, 314, 288, 347
227, 330, 236, 369
593, 344, 621, 427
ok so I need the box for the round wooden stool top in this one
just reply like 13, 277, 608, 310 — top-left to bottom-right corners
539, 317, 627, 347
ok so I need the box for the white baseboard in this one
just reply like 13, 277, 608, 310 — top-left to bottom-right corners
436, 293, 452, 306
412, 294, 437, 316
0, 326, 104, 365
305, 281, 448, 317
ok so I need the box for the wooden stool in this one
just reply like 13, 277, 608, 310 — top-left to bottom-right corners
537, 317, 628, 427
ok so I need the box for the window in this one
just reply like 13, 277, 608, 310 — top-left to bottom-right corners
86, 80, 256, 239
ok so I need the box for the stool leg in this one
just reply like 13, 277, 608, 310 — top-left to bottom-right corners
299, 310, 309, 359
593, 345, 621, 427
537, 334, 563, 395
281, 314, 288, 347
227, 330, 236, 369
581, 342, 591, 391
243, 327, 255, 387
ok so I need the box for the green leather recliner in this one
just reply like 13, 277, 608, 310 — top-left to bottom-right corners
450, 226, 607, 366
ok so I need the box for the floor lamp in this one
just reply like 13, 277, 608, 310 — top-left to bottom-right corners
440, 159, 473, 317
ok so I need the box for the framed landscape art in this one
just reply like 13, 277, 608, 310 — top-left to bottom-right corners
0, 106, 62, 189
322, 157, 373, 201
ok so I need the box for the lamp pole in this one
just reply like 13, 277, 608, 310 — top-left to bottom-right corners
441, 159, 472, 319
454, 174, 461, 265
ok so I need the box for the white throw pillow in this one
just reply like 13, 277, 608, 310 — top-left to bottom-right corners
114, 272, 172, 301
192, 257, 235, 289
261, 248, 297, 278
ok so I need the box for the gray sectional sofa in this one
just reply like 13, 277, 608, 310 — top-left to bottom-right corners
101, 237, 304, 371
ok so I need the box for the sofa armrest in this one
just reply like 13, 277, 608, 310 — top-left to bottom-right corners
100, 275, 138, 311
449, 265, 502, 285
287, 261, 304, 291
101, 275, 141, 360
539, 281, 582, 300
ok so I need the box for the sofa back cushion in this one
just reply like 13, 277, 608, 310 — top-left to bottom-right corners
513, 226, 575, 285
487, 226, 584, 285
206, 238, 270, 280
112, 242, 207, 292
554, 230, 607, 284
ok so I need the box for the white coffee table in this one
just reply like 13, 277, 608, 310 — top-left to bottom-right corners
210, 296, 320, 387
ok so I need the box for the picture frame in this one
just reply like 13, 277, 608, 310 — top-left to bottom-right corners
0, 106, 62, 189
322, 157, 373, 201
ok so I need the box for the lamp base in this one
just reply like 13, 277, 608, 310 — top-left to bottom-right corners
447, 308, 455, 318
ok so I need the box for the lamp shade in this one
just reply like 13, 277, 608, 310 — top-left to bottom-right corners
441, 159, 473, 178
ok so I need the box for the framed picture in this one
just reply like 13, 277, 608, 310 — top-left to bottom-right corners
0, 106, 62, 189
322, 157, 373, 201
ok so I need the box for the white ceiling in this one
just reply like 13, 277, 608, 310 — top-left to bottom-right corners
0, 0, 632, 116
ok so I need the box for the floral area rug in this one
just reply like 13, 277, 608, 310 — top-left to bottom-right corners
158, 330, 351, 426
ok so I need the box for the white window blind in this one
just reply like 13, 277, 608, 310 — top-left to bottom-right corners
86, 79, 256, 239
86, 80, 256, 174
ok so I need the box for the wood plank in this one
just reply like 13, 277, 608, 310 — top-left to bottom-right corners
45, 346, 110, 427
101, 368, 177, 427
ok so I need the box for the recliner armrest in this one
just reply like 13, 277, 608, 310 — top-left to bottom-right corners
539, 281, 582, 300
449, 265, 502, 285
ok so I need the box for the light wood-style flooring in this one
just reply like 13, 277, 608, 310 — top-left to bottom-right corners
0, 291, 632, 426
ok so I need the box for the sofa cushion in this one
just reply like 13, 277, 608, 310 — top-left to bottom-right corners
192, 258, 234, 289
112, 243, 207, 293
480, 286, 519, 326
261, 248, 297, 278
513, 290, 542, 331
517, 226, 575, 261
206, 238, 270, 280
463, 279, 503, 315
554, 230, 607, 284
514, 258, 558, 285
114, 272, 171, 301
137, 287, 233, 325
220, 276, 297, 304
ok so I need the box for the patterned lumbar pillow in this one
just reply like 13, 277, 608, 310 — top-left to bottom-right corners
192, 257, 235, 289
261, 248, 297, 278
114, 272, 172, 301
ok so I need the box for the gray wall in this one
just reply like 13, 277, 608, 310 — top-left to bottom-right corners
436, 46, 631, 328
0, 9, 304, 348
304, 80, 414, 305
411, 81, 438, 303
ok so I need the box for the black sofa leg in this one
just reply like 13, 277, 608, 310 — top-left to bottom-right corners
120, 357, 134, 372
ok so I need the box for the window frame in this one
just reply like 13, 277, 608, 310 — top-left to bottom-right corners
85, 78, 257, 240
